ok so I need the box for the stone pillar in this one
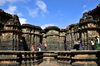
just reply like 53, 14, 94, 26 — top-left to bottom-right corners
60, 29, 66, 51
44, 26, 60, 51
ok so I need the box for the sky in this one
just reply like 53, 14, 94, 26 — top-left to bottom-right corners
0, 0, 100, 29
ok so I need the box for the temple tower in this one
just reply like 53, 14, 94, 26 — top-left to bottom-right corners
0, 9, 23, 50
43, 26, 60, 51
21, 24, 42, 51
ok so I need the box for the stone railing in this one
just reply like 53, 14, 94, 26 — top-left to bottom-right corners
0, 51, 43, 66
71, 50, 100, 66
57, 51, 71, 66
57, 50, 100, 66
0, 50, 100, 66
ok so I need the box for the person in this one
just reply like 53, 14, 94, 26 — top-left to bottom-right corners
38, 47, 41, 51
91, 39, 95, 50
31, 44, 34, 51
44, 43, 47, 51
73, 44, 79, 50
73, 41, 79, 50
95, 36, 100, 50
97, 36, 100, 44
79, 42, 82, 50
38, 43, 42, 51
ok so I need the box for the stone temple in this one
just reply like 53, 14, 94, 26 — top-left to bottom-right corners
0, 4, 100, 51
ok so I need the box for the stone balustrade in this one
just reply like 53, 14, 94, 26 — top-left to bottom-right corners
0, 51, 43, 66
57, 51, 71, 66
0, 50, 100, 66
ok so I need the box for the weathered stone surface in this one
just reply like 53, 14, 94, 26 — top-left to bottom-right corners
0, 51, 100, 66
43, 26, 66, 51
0, 4, 100, 51
65, 4, 100, 50
21, 24, 42, 51
0, 9, 23, 51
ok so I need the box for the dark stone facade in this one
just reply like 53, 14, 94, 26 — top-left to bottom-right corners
43, 26, 65, 51
0, 4, 100, 51
66, 4, 100, 50
21, 24, 42, 51
0, 10, 23, 50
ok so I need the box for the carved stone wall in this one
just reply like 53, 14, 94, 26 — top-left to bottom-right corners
60, 29, 66, 51
0, 10, 23, 50
0, 4, 100, 51
21, 24, 42, 51
43, 26, 66, 51
65, 5, 100, 50
44, 27, 60, 51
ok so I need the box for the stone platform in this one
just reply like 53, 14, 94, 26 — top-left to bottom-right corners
0, 50, 100, 66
